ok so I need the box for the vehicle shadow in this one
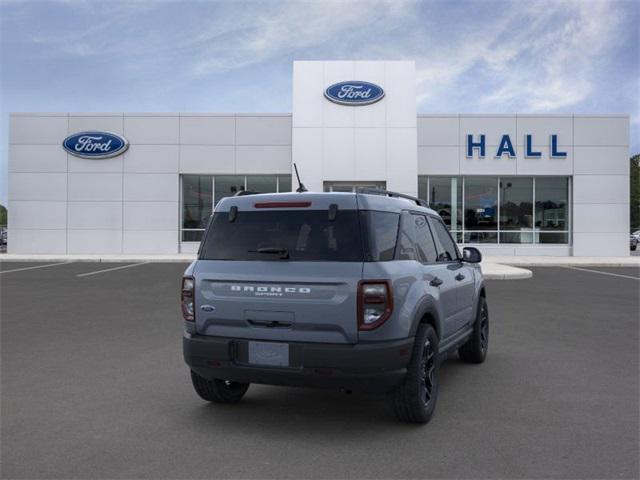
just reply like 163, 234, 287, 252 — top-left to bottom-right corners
184, 354, 470, 436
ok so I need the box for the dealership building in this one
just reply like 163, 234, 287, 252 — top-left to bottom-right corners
7, 61, 630, 256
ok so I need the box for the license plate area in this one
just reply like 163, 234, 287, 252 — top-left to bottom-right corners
248, 341, 290, 367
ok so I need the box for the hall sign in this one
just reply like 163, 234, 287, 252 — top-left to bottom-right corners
324, 81, 385, 106
466, 134, 567, 159
62, 131, 129, 159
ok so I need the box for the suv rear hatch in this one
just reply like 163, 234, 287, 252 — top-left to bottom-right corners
194, 194, 363, 344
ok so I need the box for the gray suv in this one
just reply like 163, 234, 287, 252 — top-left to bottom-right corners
182, 190, 488, 423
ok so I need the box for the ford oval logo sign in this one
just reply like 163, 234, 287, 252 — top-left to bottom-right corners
324, 81, 385, 106
62, 131, 129, 159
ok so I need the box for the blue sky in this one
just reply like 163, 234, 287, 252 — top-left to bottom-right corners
1, 0, 638, 205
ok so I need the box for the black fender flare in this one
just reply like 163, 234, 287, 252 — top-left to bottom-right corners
409, 295, 443, 340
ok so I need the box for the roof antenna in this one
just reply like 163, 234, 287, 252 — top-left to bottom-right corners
293, 163, 308, 193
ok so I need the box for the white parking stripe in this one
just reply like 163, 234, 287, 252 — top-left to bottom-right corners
76, 262, 148, 278
566, 266, 640, 280
0, 262, 72, 274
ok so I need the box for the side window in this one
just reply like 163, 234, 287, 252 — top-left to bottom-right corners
428, 217, 460, 262
397, 213, 437, 263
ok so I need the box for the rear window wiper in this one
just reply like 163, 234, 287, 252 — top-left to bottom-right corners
248, 247, 290, 259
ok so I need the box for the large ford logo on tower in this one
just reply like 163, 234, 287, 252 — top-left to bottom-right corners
62, 131, 129, 159
324, 81, 385, 106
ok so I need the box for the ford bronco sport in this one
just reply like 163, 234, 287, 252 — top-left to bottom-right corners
182, 190, 488, 423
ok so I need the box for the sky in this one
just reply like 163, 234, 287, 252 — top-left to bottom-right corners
1, 0, 638, 206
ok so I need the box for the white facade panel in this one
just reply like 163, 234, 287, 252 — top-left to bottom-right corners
68, 155, 123, 173
573, 146, 628, 175
292, 61, 324, 128
385, 62, 417, 128
516, 147, 573, 176
67, 202, 122, 230
323, 128, 355, 180
291, 128, 323, 192
573, 232, 628, 257
123, 230, 178, 254
68, 115, 124, 135
9, 145, 67, 173
386, 128, 418, 196
459, 115, 516, 147
124, 115, 179, 144
9, 229, 67, 254
180, 146, 235, 174
10, 115, 68, 145
68, 173, 122, 202
124, 145, 179, 173
573, 204, 628, 233
179, 116, 235, 145
9, 201, 67, 229
417, 146, 459, 175
574, 116, 629, 146
123, 174, 178, 202
236, 146, 291, 173
417, 116, 458, 146
573, 175, 629, 204
460, 154, 517, 175
9, 172, 67, 201
67, 230, 122, 254
355, 128, 386, 180
124, 202, 178, 230
236, 116, 291, 145
515, 115, 572, 146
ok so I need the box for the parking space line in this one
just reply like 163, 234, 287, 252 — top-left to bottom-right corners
566, 266, 640, 280
76, 262, 148, 278
0, 262, 73, 274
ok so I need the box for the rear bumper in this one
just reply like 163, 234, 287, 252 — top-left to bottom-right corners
183, 333, 414, 393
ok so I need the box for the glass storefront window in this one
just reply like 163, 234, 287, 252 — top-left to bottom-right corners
214, 175, 245, 205
246, 176, 277, 195
182, 175, 292, 242
464, 177, 498, 233
535, 177, 568, 231
182, 175, 213, 242
420, 175, 570, 245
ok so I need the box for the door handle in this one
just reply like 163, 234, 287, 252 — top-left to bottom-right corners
455, 273, 465, 281
430, 277, 443, 287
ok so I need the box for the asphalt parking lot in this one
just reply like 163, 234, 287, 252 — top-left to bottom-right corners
1, 262, 638, 479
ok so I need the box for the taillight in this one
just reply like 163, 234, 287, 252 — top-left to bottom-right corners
358, 281, 393, 330
181, 276, 195, 321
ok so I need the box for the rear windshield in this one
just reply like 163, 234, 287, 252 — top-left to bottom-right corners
200, 210, 364, 261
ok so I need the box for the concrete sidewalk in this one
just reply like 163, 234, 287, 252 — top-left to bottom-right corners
485, 255, 640, 267
0, 253, 533, 280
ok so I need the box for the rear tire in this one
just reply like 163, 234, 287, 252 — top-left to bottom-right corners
388, 324, 439, 424
190, 370, 249, 404
458, 296, 489, 364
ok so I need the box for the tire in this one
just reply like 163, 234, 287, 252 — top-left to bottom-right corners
388, 324, 439, 424
190, 370, 249, 404
631, 245, 637, 251
458, 296, 489, 364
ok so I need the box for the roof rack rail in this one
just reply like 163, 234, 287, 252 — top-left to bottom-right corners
356, 187, 429, 208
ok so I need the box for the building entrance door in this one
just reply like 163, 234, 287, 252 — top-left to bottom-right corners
323, 181, 386, 193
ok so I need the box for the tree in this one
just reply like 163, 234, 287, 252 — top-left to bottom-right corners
631, 154, 640, 231
0, 204, 6, 226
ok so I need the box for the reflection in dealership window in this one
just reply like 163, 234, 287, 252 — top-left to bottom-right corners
182, 175, 212, 242
464, 177, 498, 244
500, 177, 533, 244
535, 177, 568, 230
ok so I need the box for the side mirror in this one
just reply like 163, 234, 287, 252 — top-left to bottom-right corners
462, 247, 482, 263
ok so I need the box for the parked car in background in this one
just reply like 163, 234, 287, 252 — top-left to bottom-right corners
631, 230, 640, 241
0, 226, 7, 246
182, 190, 488, 424
630, 235, 638, 251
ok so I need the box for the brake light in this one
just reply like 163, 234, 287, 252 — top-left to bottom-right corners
181, 276, 195, 321
254, 201, 311, 208
357, 281, 393, 330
